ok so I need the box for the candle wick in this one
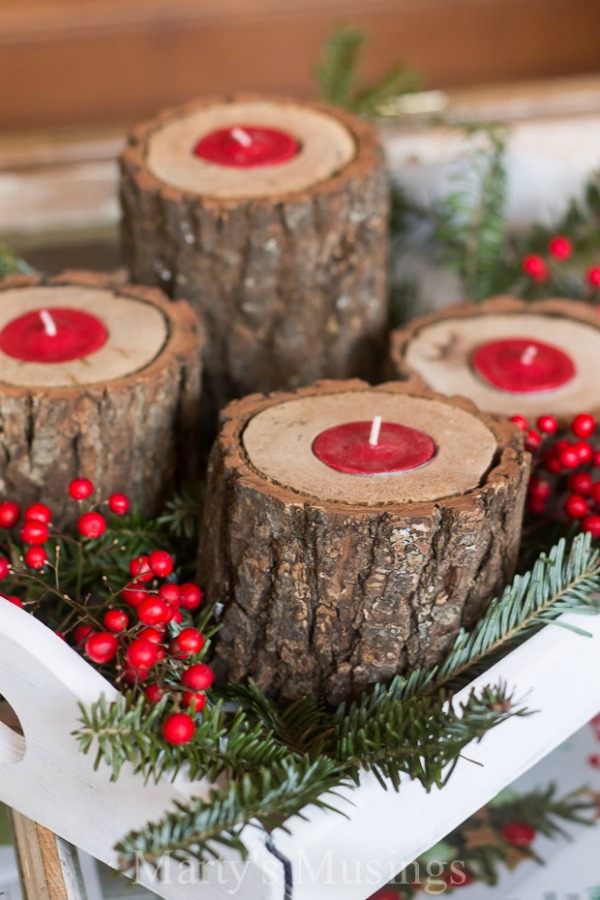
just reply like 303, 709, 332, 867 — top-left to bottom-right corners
520, 344, 538, 366
230, 127, 253, 148
39, 309, 58, 337
369, 415, 382, 447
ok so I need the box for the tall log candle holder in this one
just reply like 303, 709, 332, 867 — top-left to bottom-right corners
120, 95, 389, 422
0, 271, 202, 524
388, 296, 600, 426
200, 379, 530, 704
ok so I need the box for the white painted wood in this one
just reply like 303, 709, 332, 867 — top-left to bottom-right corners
1, 600, 600, 900
0, 601, 283, 900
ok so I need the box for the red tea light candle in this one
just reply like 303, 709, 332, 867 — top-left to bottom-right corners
471, 337, 576, 394
194, 125, 299, 168
312, 415, 437, 475
0, 307, 108, 363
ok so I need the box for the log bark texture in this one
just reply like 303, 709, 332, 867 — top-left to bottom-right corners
200, 379, 530, 704
119, 95, 389, 426
0, 271, 202, 526
388, 295, 600, 426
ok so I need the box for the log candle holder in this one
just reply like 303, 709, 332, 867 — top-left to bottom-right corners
120, 95, 389, 423
200, 379, 530, 704
0, 271, 202, 524
388, 296, 600, 426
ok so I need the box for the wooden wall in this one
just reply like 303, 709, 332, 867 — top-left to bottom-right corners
2, 0, 600, 130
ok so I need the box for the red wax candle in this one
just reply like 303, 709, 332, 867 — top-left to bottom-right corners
0, 308, 108, 363
471, 337, 576, 393
312, 417, 437, 475
193, 125, 300, 168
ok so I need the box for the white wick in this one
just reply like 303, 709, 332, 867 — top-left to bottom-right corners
520, 344, 538, 366
39, 309, 57, 337
369, 415, 382, 447
230, 127, 253, 147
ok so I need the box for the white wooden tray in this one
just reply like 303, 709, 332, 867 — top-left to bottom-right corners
1, 600, 600, 900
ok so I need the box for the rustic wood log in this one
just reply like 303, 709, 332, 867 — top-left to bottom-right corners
388, 296, 600, 426
120, 95, 389, 426
200, 379, 530, 704
0, 271, 202, 526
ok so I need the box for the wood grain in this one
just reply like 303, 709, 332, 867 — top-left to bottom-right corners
1, 0, 599, 129
10, 812, 73, 900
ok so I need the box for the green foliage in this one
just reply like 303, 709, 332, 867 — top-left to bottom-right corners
0, 244, 33, 279
315, 26, 421, 116
73, 533, 600, 868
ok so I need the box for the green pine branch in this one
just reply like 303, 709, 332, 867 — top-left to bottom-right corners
0, 244, 33, 278
115, 756, 347, 872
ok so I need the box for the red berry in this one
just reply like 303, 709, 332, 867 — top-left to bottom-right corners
565, 494, 589, 519
591, 482, 600, 506
148, 550, 174, 579
536, 415, 558, 434
527, 497, 547, 515
69, 478, 94, 500
24, 547, 47, 569
570, 472, 593, 496
173, 609, 183, 624
108, 493, 129, 515
529, 478, 551, 500
170, 628, 205, 658
78, 512, 106, 539
137, 597, 171, 626
4, 595, 23, 608
558, 446, 580, 469
85, 632, 118, 664
182, 663, 214, 691
510, 415, 528, 431
137, 627, 164, 644
548, 235, 572, 260
545, 455, 563, 474
162, 712, 195, 745
0, 558, 9, 579
368, 890, 398, 900
20, 520, 48, 545
24, 503, 52, 524
587, 266, 600, 288
443, 868, 474, 887
571, 413, 596, 439
522, 254, 548, 282
574, 440, 593, 464
594, 450, 600, 468
123, 666, 150, 684
582, 515, 600, 538
0, 501, 20, 529
158, 583, 181, 607
182, 691, 206, 712
525, 430, 542, 451
129, 555, 153, 582
122, 581, 150, 607
501, 821, 536, 847
74, 624, 93, 645
144, 683, 164, 704
103, 609, 129, 633
126, 639, 159, 669
179, 583, 203, 611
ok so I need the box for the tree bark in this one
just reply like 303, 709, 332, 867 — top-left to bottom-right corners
388, 295, 600, 427
0, 271, 202, 526
119, 95, 389, 427
200, 379, 530, 705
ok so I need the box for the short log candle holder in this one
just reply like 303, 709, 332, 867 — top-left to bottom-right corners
388, 296, 600, 426
200, 379, 530, 704
0, 271, 202, 524
120, 95, 389, 421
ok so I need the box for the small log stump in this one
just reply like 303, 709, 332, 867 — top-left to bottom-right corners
200, 379, 530, 704
388, 296, 600, 426
120, 95, 389, 423
0, 271, 202, 525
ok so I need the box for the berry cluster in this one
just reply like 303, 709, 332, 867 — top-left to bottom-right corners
521, 235, 600, 295
511, 412, 600, 537
0, 479, 212, 746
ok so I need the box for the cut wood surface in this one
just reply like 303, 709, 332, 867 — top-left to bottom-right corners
389, 296, 600, 426
120, 95, 389, 424
201, 379, 530, 703
0, 271, 203, 524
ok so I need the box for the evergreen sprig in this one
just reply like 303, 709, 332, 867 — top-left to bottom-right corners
115, 756, 346, 871
315, 26, 421, 117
